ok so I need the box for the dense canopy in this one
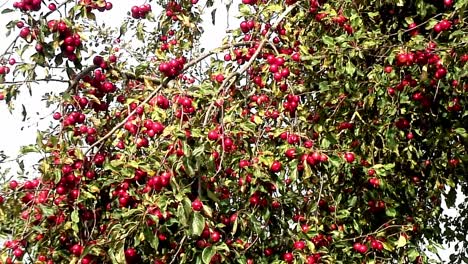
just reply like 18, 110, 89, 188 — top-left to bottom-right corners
0, 0, 467, 263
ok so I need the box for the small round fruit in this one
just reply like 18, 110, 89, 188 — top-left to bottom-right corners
270, 160, 282, 172
344, 152, 355, 163
192, 199, 203, 211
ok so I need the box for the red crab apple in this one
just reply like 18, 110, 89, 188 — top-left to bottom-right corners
293, 240, 306, 251
369, 177, 380, 188
353, 242, 368, 254
192, 198, 203, 211
124, 248, 140, 263
283, 252, 294, 263
210, 231, 221, 243
207, 130, 219, 141
9, 180, 18, 189
13, 248, 24, 258
285, 148, 296, 159
371, 240, 384, 251
70, 244, 83, 257
344, 152, 355, 163
444, 0, 453, 7
270, 160, 282, 172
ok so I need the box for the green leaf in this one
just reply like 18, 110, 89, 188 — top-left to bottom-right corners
144, 227, 159, 250
191, 212, 205, 237
396, 235, 407, 248
407, 248, 420, 261
265, 4, 283, 12
382, 241, 395, 252
386, 207, 397, 217
211, 8, 216, 25
322, 35, 334, 46
345, 61, 356, 75
1, 8, 14, 14
202, 246, 216, 264
239, 4, 251, 16
455, 127, 467, 138
71, 209, 79, 223
109, 241, 125, 264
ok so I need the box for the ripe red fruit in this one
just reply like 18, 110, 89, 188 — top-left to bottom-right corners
285, 148, 296, 159
344, 152, 355, 163
210, 231, 221, 243
396, 53, 408, 64
433, 23, 444, 33
384, 66, 393, 73
207, 130, 219, 141
271, 200, 281, 208
353, 242, 368, 254
109, 54, 117, 63
440, 20, 452, 31
53, 112, 62, 120
192, 198, 203, 211
240, 21, 250, 33
449, 158, 459, 167
19, 27, 30, 38
444, 0, 453, 7
48, 3, 56, 10
283, 252, 294, 263
215, 74, 225, 83
406, 132, 414, 140
303, 140, 313, 148
358, 244, 368, 254
81, 255, 93, 264
291, 52, 300, 62
239, 159, 250, 168
293, 240, 306, 250
353, 242, 361, 251
270, 160, 282, 172
369, 177, 380, 188
124, 248, 140, 263
249, 195, 259, 206
371, 240, 384, 251
70, 244, 83, 257
13, 248, 24, 258
9, 180, 18, 190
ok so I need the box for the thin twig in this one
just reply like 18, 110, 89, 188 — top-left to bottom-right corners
66, 65, 98, 93
388, 13, 444, 37
2, 78, 69, 84
169, 235, 186, 264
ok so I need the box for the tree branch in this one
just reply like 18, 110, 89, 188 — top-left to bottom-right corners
202, 2, 299, 127
66, 65, 98, 94
85, 77, 174, 154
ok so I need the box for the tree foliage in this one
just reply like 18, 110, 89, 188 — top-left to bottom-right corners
0, 0, 467, 263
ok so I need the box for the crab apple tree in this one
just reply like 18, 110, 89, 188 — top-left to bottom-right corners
0, 0, 468, 263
